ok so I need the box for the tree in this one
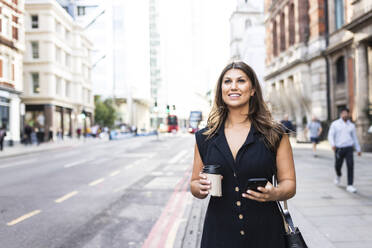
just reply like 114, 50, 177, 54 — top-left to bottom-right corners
94, 96, 117, 128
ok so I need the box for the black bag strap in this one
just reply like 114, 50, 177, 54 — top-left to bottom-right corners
273, 176, 296, 233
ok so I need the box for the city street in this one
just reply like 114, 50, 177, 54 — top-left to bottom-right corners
0, 134, 194, 248
1, 134, 371, 248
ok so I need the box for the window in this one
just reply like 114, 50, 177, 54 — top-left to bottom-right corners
288, 4, 295, 46
65, 54, 70, 67
55, 20, 61, 33
245, 19, 251, 29
31, 42, 39, 59
56, 76, 62, 96
11, 64, 14, 81
336, 56, 345, 84
273, 20, 278, 56
12, 15, 18, 23
55, 46, 61, 63
335, 0, 344, 29
3, 56, 9, 80
31, 73, 40, 93
66, 30, 71, 42
0, 99, 10, 131
65, 81, 71, 97
31, 15, 38, 29
12, 26, 18, 40
3, 16, 10, 37
280, 12, 286, 52
77, 6, 86, 16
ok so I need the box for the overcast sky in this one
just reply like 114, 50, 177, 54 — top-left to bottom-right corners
158, 0, 236, 117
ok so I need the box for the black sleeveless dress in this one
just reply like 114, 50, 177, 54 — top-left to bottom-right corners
195, 124, 286, 248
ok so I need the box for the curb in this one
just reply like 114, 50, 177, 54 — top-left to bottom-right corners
0, 139, 109, 159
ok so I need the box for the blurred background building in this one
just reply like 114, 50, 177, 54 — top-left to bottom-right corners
23, 0, 93, 141
57, 0, 152, 133
264, 0, 372, 151
325, 0, 372, 151
230, 0, 265, 90
264, 0, 328, 142
0, 0, 24, 144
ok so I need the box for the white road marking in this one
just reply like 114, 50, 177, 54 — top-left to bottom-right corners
110, 170, 120, 177
168, 150, 188, 164
89, 178, 105, 186
0, 158, 38, 169
64, 159, 90, 168
115, 153, 156, 158
7, 210, 41, 226
126, 163, 135, 169
55, 191, 78, 203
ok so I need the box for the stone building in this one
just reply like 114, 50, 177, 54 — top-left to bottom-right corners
230, 0, 265, 86
264, 0, 372, 150
23, 0, 93, 141
325, 0, 372, 150
0, 0, 24, 144
264, 0, 330, 141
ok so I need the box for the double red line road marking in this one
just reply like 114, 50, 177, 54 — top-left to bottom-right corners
142, 169, 192, 248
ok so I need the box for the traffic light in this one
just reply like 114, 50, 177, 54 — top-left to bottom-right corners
166, 105, 170, 114
172, 105, 176, 110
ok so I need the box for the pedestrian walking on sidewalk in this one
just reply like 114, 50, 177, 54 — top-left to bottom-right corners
280, 114, 295, 133
0, 124, 6, 151
24, 124, 32, 145
328, 108, 361, 193
306, 116, 322, 157
191, 61, 296, 248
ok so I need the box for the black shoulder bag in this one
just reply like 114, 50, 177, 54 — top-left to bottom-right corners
277, 200, 308, 248
274, 177, 308, 248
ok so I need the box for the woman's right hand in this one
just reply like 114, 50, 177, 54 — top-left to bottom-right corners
198, 173, 211, 196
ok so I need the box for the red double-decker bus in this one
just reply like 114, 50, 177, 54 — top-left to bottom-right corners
167, 115, 178, 133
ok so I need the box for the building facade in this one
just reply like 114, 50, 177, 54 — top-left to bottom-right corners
58, 0, 152, 133
23, 0, 93, 141
230, 0, 266, 86
326, 0, 372, 150
0, 0, 24, 144
264, 0, 328, 141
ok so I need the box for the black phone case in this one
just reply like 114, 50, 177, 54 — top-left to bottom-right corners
245, 178, 268, 192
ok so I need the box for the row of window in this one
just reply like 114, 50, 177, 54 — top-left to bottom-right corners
0, 57, 16, 81
31, 14, 72, 41
272, 3, 296, 56
30, 72, 92, 103
0, 15, 19, 41
271, 0, 345, 57
269, 56, 346, 92
30, 42, 74, 68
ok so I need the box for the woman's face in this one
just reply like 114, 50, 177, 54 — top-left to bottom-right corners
221, 69, 255, 109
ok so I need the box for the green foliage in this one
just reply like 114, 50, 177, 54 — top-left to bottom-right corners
94, 96, 117, 128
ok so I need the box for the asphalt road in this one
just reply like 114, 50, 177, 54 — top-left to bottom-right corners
0, 134, 195, 248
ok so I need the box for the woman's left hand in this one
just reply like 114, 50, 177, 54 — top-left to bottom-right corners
242, 182, 278, 202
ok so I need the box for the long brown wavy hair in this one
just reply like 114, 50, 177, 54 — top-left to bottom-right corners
204, 61, 284, 151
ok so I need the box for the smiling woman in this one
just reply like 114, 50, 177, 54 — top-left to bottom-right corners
190, 61, 296, 248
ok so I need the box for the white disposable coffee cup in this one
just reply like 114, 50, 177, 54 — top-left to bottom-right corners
203, 165, 222, 197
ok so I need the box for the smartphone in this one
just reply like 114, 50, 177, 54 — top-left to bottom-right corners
245, 178, 268, 192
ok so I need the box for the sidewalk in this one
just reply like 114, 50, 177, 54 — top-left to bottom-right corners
0, 137, 109, 159
177, 142, 372, 248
